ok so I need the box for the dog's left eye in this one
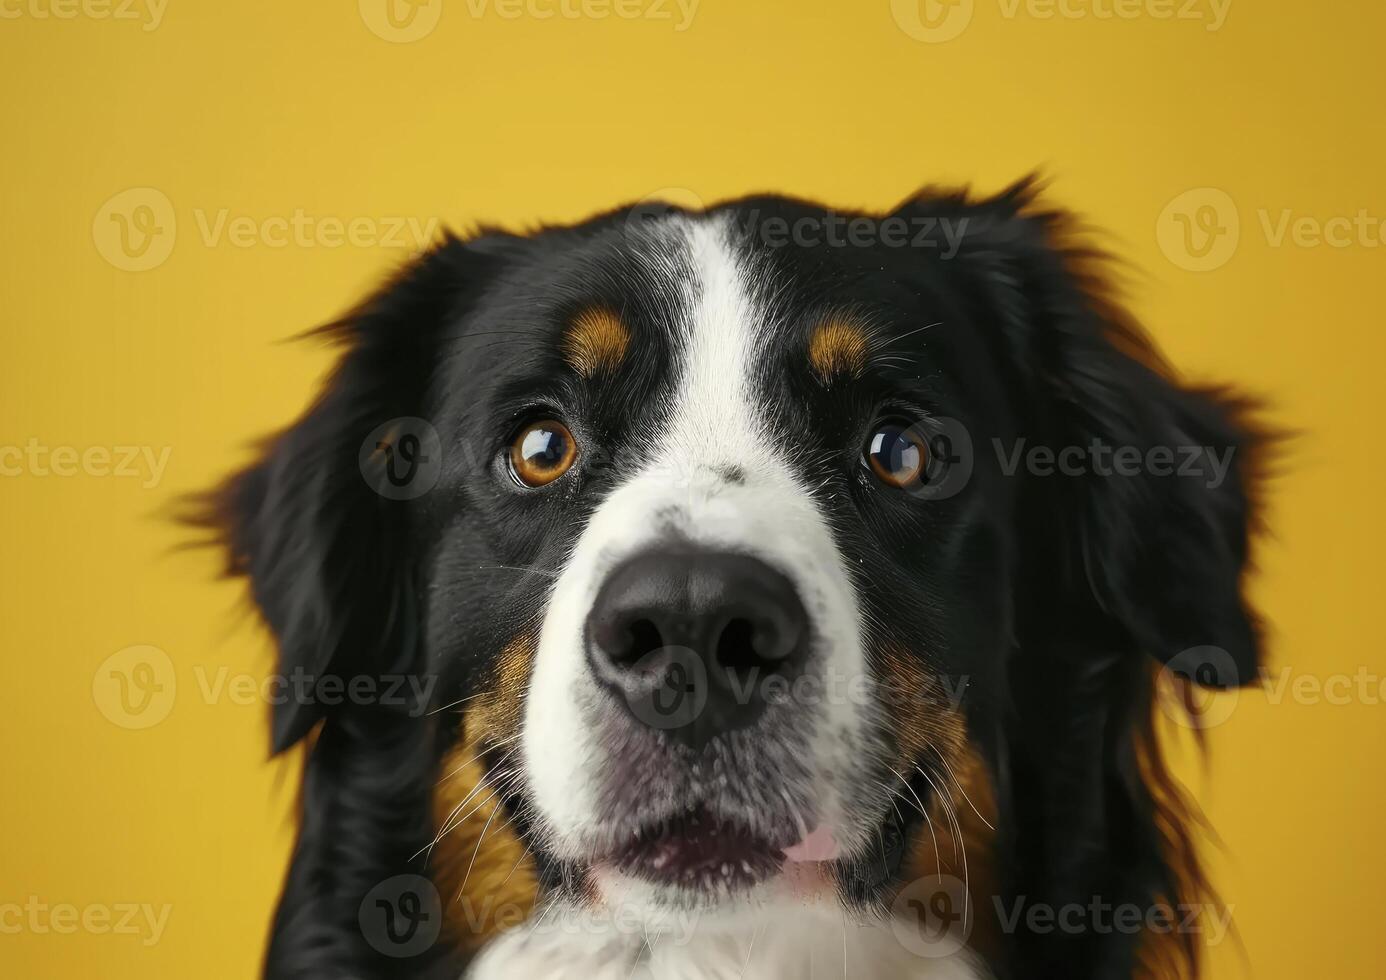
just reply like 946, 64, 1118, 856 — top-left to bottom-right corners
863, 420, 929, 488
509, 419, 578, 487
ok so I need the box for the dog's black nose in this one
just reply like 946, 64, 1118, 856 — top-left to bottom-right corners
586, 550, 810, 751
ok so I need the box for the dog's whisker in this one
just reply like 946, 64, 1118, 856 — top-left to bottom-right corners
917, 762, 970, 932
478, 562, 560, 580
880, 772, 942, 882
497, 840, 534, 891
436, 736, 517, 784
435, 784, 507, 849
737, 917, 763, 979
878, 320, 942, 349
937, 752, 995, 831
421, 763, 520, 863
459, 801, 506, 897
426, 690, 498, 718
423, 778, 496, 861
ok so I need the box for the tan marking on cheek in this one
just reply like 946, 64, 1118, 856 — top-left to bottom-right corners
562, 307, 630, 378
807, 315, 871, 382
465, 631, 537, 747
877, 645, 1000, 960
901, 745, 1002, 964
431, 634, 538, 953
879, 646, 968, 771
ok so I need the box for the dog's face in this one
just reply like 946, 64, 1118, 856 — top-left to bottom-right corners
211, 181, 1263, 976
425, 205, 1006, 913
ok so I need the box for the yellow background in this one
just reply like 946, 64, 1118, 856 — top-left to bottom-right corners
2, 0, 1382, 976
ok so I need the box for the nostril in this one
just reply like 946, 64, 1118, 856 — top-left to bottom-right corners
714, 616, 793, 677
619, 617, 664, 667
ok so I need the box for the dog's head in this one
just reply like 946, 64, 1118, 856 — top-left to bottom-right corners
206, 179, 1264, 978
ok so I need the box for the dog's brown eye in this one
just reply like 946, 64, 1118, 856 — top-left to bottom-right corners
509, 419, 577, 487
864, 421, 929, 488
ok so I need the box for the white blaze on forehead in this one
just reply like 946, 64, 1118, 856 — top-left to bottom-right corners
671, 217, 770, 468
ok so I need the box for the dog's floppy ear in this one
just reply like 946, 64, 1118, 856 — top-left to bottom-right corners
191, 235, 511, 977
908, 177, 1266, 688
200, 234, 491, 751
898, 179, 1270, 978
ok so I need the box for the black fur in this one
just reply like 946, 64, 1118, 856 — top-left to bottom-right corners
196, 177, 1266, 979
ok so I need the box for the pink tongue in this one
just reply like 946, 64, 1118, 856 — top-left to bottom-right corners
782, 824, 840, 863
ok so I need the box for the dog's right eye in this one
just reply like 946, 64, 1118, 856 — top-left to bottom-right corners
509, 419, 578, 487
862, 419, 930, 489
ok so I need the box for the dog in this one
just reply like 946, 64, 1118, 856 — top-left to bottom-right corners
200, 176, 1266, 979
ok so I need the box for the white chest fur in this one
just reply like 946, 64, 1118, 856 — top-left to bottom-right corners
466, 899, 987, 980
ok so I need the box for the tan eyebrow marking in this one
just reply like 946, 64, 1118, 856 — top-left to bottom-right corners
807, 315, 871, 382
562, 307, 631, 378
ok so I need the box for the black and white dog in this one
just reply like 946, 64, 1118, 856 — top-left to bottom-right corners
203, 177, 1265, 979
